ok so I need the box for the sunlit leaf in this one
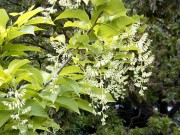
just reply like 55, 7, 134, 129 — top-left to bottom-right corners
50, 34, 65, 44
64, 21, 89, 30
7, 26, 35, 41
59, 66, 83, 75
3, 43, 41, 52
105, 0, 126, 15
7, 59, 30, 74
0, 9, 9, 28
26, 17, 54, 25
91, 0, 107, 6
20, 25, 35, 35
14, 7, 43, 27
97, 24, 119, 37
55, 9, 89, 22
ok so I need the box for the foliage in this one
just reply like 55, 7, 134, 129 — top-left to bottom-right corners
147, 116, 180, 135
0, 0, 155, 134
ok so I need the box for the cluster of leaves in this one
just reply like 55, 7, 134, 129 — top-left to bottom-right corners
0, 0, 154, 134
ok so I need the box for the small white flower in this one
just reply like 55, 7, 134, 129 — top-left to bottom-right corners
48, 0, 56, 4
11, 114, 19, 120
12, 126, 18, 129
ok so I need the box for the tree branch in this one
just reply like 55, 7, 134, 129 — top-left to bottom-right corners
18, 41, 47, 50
128, 109, 142, 129
43, 54, 72, 87
168, 101, 180, 117
86, 11, 103, 35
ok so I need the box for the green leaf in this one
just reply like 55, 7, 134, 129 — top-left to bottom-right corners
9, 12, 20, 16
105, 0, 126, 15
91, 0, 107, 6
0, 130, 19, 135
23, 90, 40, 100
0, 9, 9, 28
19, 25, 35, 35
3, 43, 41, 52
40, 89, 60, 103
105, 93, 115, 102
23, 99, 48, 118
31, 117, 51, 133
59, 66, 83, 75
26, 17, 54, 25
64, 21, 89, 30
55, 9, 89, 22
0, 67, 6, 82
69, 75, 85, 80
26, 130, 39, 135
7, 59, 30, 74
0, 67, 11, 86
27, 68, 43, 85
0, 26, 6, 46
6, 27, 25, 41
97, 24, 119, 38
76, 98, 94, 113
2, 51, 27, 57
91, 87, 115, 102
6, 26, 34, 41
0, 110, 11, 128
41, 71, 52, 84
115, 53, 134, 59
34, 26, 45, 31
69, 34, 89, 45
15, 68, 43, 88
58, 77, 80, 96
119, 45, 138, 51
50, 34, 65, 44
15, 72, 33, 84
14, 7, 43, 27
56, 96, 80, 114
111, 16, 137, 29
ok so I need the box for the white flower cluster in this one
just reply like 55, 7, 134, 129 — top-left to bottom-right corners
105, 62, 128, 99
48, 0, 57, 4
88, 91, 109, 125
85, 65, 99, 78
2, 90, 26, 110
129, 31, 154, 96
95, 52, 113, 68
82, 23, 154, 125
46, 36, 70, 95
59, 0, 82, 9
2, 88, 31, 133
22, 107, 31, 114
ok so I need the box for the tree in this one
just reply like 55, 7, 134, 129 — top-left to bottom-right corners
0, 0, 156, 134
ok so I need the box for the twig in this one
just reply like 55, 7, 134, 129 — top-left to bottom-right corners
56, 2, 62, 11
168, 101, 180, 117
128, 108, 142, 129
43, 54, 72, 87
86, 11, 103, 35
18, 41, 47, 50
